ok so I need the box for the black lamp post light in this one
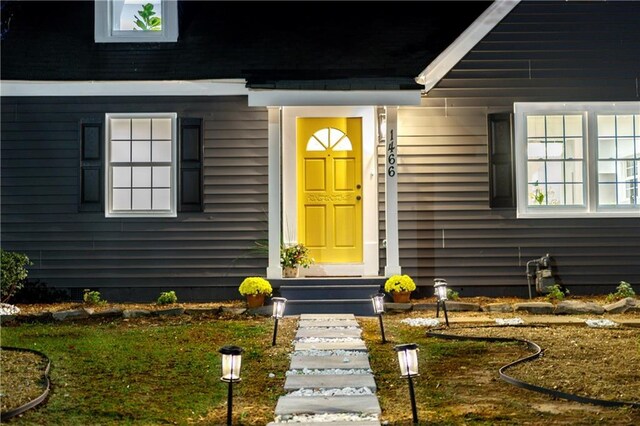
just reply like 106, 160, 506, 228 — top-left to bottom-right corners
219, 345, 243, 426
395, 343, 420, 424
370, 293, 387, 343
434, 278, 449, 327
271, 297, 287, 346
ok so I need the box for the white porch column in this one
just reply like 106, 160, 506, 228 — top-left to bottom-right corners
266, 107, 283, 279
384, 106, 401, 276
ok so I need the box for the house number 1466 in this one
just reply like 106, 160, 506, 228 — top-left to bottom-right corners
387, 129, 396, 177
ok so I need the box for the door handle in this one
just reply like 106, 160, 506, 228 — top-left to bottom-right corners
356, 195, 362, 201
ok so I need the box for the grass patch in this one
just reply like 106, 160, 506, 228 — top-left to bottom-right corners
1, 315, 295, 425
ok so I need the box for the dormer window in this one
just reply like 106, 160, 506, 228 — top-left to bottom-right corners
95, 0, 178, 43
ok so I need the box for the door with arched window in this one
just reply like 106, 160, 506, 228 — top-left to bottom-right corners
296, 117, 363, 263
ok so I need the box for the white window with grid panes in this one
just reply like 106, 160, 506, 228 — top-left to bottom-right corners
105, 113, 177, 217
514, 102, 640, 218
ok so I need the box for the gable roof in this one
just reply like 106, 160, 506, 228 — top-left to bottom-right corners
415, 0, 519, 92
0, 1, 491, 90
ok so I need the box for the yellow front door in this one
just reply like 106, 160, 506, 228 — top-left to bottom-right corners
297, 117, 363, 263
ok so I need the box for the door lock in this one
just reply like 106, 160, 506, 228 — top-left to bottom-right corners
356, 184, 361, 189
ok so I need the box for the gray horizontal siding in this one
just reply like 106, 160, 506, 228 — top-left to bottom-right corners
0, 96, 268, 301
391, 1, 640, 296
427, 0, 640, 106
393, 103, 640, 294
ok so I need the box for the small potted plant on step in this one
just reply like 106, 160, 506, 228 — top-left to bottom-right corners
384, 274, 416, 303
239, 277, 272, 308
280, 243, 314, 278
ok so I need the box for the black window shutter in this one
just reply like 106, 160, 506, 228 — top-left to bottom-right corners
179, 118, 203, 212
79, 120, 103, 212
488, 113, 515, 209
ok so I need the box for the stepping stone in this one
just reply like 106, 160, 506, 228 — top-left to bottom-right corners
296, 328, 361, 339
291, 355, 370, 370
275, 395, 381, 416
284, 374, 376, 391
295, 341, 368, 351
300, 314, 356, 320
299, 319, 360, 328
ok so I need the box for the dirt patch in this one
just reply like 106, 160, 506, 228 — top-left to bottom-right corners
433, 325, 640, 403
0, 349, 48, 414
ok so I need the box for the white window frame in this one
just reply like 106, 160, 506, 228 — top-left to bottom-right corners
514, 102, 640, 218
95, 0, 178, 43
105, 113, 178, 218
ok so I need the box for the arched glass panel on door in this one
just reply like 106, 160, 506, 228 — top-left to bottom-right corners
306, 127, 353, 152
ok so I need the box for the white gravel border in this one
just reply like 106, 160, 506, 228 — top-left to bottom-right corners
585, 319, 618, 328
400, 317, 440, 327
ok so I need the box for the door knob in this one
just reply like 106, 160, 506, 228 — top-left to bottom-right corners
356, 195, 362, 201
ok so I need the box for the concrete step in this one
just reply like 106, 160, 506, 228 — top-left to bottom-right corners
299, 319, 360, 328
284, 374, 377, 391
274, 395, 381, 416
285, 299, 375, 316
295, 340, 368, 351
280, 285, 381, 300
269, 422, 381, 426
296, 327, 361, 339
300, 314, 357, 320
290, 355, 371, 370
272, 278, 385, 288
269, 421, 381, 426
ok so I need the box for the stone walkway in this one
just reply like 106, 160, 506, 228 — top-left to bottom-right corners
268, 314, 381, 425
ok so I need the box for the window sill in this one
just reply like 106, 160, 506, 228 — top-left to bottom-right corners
517, 210, 640, 219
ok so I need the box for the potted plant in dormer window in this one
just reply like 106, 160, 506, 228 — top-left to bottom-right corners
238, 277, 272, 308
280, 243, 314, 278
384, 274, 417, 303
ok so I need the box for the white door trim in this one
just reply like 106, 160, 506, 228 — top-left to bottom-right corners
281, 106, 379, 277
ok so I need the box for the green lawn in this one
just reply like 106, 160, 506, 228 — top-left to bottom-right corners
3, 313, 638, 425
1, 316, 295, 425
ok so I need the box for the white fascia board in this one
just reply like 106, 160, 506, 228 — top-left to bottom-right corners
248, 90, 421, 107
415, 0, 520, 93
0, 80, 249, 97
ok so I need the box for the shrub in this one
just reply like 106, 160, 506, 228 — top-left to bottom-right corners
384, 275, 416, 293
13, 279, 70, 304
1, 249, 32, 302
607, 281, 636, 302
447, 288, 460, 300
83, 289, 106, 305
546, 284, 568, 302
157, 290, 178, 305
238, 277, 272, 296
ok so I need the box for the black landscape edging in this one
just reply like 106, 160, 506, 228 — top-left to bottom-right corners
0, 346, 52, 422
426, 329, 640, 409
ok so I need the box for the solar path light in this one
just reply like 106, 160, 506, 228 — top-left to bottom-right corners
271, 297, 287, 346
370, 293, 387, 343
434, 278, 450, 327
219, 345, 243, 426
395, 343, 420, 424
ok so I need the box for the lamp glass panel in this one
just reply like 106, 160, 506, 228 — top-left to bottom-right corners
371, 295, 385, 314
221, 353, 242, 382
397, 349, 419, 377
272, 298, 287, 318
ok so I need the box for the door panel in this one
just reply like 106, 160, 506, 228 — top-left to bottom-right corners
297, 117, 362, 263
304, 205, 326, 247
334, 205, 356, 246
304, 159, 326, 190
